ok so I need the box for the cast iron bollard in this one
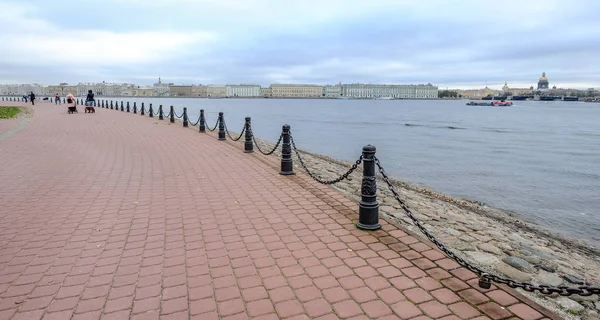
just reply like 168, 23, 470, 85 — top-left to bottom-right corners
183, 108, 188, 127
169, 106, 175, 123
149, 104, 154, 118
141, 103, 145, 116
126, 101, 130, 112
199, 109, 205, 133
158, 105, 163, 120
120, 101, 124, 112
280, 124, 294, 175
244, 117, 253, 153
218, 112, 225, 140
93, 100, 96, 107
101, 100, 104, 108
133, 102, 137, 114
63, 98, 66, 104
110, 101, 113, 109
357, 145, 381, 230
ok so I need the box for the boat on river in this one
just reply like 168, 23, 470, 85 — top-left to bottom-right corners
467, 100, 513, 107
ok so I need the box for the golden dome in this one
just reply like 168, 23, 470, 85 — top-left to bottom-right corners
539, 72, 548, 82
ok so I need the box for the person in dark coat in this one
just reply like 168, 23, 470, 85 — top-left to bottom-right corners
29, 91, 35, 105
85, 90, 95, 113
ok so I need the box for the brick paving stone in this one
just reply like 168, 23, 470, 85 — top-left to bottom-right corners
0, 103, 559, 320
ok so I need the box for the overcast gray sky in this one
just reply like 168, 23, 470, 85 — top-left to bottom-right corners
1, 0, 599, 89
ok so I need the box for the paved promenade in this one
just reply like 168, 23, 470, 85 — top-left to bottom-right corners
0, 102, 557, 319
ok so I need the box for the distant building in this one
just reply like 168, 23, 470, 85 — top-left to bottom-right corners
169, 85, 193, 97
260, 87, 272, 97
537, 72, 549, 90
342, 84, 438, 99
501, 81, 533, 96
226, 84, 261, 97
206, 85, 226, 97
132, 87, 156, 97
270, 84, 324, 98
153, 77, 171, 96
191, 85, 207, 97
323, 84, 342, 98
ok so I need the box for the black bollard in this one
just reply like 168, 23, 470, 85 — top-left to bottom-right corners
126, 101, 130, 113
169, 106, 175, 123
182, 108, 189, 127
199, 109, 205, 132
158, 105, 163, 120
120, 101, 124, 112
357, 145, 381, 230
93, 100, 96, 107
133, 102, 137, 114
218, 112, 226, 140
110, 101, 113, 109
149, 104, 153, 118
244, 117, 253, 153
141, 103, 145, 116
280, 125, 294, 175
63, 98, 66, 104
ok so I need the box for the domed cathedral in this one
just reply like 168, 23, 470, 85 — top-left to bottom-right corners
537, 72, 549, 90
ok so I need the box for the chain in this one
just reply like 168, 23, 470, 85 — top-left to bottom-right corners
189, 114, 201, 126
373, 156, 599, 296
248, 126, 282, 155
289, 134, 362, 184
205, 118, 218, 131
223, 121, 245, 141
173, 110, 183, 119
162, 110, 171, 119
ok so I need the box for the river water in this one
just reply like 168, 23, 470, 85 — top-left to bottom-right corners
97, 97, 600, 246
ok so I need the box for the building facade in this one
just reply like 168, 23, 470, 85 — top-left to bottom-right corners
226, 84, 261, 97
206, 86, 226, 97
323, 85, 342, 98
260, 87, 272, 97
169, 85, 193, 97
341, 84, 438, 99
270, 84, 324, 98
191, 85, 207, 97
538, 72, 549, 90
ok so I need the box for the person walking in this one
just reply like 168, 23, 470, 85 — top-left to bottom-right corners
55, 93, 60, 105
29, 92, 35, 105
85, 90, 95, 113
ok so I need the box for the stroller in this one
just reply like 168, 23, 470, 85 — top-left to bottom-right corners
67, 96, 77, 114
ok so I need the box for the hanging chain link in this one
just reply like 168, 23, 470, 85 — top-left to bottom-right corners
373, 156, 600, 297
248, 125, 282, 155
189, 114, 201, 126
206, 118, 219, 131
173, 110, 183, 119
223, 121, 246, 141
289, 134, 362, 185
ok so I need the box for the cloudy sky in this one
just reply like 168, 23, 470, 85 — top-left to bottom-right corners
1, 0, 599, 89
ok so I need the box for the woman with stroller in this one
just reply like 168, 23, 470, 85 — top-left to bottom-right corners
85, 90, 95, 113
66, 93, 77, 113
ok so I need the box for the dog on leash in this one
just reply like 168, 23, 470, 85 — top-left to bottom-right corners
85, 106, 95, 113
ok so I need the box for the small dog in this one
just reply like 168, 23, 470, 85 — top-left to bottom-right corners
85, 107, 95, 113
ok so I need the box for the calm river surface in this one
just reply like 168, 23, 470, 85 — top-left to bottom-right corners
101, 97, 600, 246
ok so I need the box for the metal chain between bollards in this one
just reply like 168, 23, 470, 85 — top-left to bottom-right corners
188, 114, 201, 126
290, 134, 363, 185
373, 156, 600, 296
173, 110, 183, 119
223, 120, 246, 141
248, 126, 283, 155
206, 118, 219, 131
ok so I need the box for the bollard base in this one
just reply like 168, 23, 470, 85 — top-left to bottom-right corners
280, 170, 295, 175
218, 133, 226, 140
357, 201, 381, 230
356, 221, 381, 230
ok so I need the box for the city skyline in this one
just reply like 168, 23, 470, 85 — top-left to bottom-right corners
1, 0, 600, 89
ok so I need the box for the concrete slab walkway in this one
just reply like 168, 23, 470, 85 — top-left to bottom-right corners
0, 102, 558, 319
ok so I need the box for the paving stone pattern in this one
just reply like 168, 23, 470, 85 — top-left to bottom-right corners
0, 102, 558, 319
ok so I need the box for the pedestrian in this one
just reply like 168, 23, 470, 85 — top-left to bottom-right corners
85, 90, 95, 113
29, 91, 35, 105
23, 95, 28, 103
55, 93, 60, 105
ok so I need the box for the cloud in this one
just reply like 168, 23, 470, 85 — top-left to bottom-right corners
1, 0, 599, 89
